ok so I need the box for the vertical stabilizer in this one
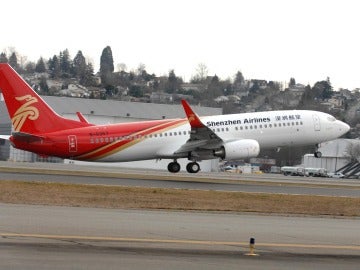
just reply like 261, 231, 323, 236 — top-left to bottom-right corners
0, 64, 90, 134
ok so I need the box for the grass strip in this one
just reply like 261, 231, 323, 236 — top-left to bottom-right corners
0, 180, 359, 217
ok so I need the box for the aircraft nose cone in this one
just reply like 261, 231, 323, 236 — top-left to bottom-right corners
339, 121, 350, 134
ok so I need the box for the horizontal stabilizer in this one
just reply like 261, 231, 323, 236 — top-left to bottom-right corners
12, 132, 44, 143
0, 135, 10, 140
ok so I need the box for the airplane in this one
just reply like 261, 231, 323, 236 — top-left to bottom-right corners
0, 63, 350, 173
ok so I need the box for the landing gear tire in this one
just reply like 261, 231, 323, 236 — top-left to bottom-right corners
314, 151, 322, 158
186, 162, 200, 174
168, 161, 181, 173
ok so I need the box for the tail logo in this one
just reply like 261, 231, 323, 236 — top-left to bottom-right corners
12, 95, 39, 132
188, 114, 196, 123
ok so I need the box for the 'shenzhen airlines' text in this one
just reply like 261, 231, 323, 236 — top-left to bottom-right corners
206, 117, 271, 127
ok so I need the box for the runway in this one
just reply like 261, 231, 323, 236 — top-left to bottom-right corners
1, 203, 359, 270
0, 162, 359, 197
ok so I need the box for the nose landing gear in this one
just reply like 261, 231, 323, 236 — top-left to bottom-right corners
314, 144, 322, 158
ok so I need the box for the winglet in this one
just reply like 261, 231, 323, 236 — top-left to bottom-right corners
181, 100, 205, 128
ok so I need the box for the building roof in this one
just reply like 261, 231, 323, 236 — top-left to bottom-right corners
43, 96, 222, 120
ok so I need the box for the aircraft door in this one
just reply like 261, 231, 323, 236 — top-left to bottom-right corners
68, 135, 78, 153
312, 114, 321, 131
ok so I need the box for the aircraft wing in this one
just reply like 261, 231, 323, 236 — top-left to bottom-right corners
174, 100, 223, 155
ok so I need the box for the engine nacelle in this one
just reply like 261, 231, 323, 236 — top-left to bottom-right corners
214, 139, 260, 160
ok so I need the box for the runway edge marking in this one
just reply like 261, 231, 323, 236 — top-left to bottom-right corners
1, 233, 360, 251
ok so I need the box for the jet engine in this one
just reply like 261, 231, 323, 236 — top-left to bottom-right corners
213, 139, 260, 160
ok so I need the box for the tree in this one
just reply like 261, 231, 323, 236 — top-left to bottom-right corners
80, 63, 96, 86
206, 75, 223, 100
73, 50, 87, 79
39, 76, 49, 94
35, 57, 46, 73
24, 62, 36, 73
117, 63, 127, 72
233, 71, 245, 92
289, 77, 296, 87
165, 69, 180, 93
100, 46, 114, 85
191, 63, 208, 82
0, 52, 8, 63
60, 49, 71, 76
129, 85, 144, 97
48, 55, 61, 78
345, 142, 360, 162
313, 79, 333, 100
8, 52, 19, 70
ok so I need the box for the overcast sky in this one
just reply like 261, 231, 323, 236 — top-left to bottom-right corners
2, 0, 359, 90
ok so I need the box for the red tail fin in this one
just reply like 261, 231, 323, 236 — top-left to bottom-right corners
0, 63, 91, 134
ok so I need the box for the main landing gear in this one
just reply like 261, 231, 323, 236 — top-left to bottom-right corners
167, 160, 201, 173
314, 144, 322, 158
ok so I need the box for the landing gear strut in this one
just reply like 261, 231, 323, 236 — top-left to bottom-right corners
314, 144, 322, 158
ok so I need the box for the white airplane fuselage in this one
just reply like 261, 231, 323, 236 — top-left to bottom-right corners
93, 109, 349, 162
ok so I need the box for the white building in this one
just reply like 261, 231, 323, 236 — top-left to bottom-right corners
302, 139, 356, 173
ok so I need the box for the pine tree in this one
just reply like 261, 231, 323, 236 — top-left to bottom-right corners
60, 49, 71, 76
165, 69, 179, 93
35, 57, 46, 73
0, 52, 8, 63
9, 52, 19, 70
80, 63, 96, 86
48, 55, 61, 78
100, 46, 114, 85
73, 50, 86, 79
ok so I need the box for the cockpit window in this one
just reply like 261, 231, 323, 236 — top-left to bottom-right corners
327, 116, 336, 122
